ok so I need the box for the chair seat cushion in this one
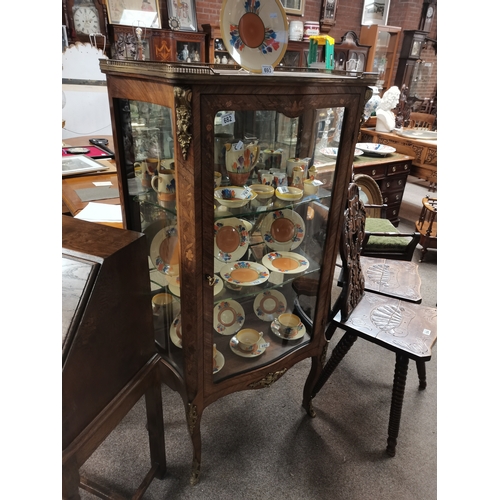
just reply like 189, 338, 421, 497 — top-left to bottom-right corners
365, 218, 413, 251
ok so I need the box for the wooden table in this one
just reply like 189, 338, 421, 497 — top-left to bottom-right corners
359, 127, 437, 189
62, 135, 123, 228
315, 152, 414, 226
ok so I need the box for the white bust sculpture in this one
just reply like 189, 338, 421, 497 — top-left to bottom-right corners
375, 86, 400, 132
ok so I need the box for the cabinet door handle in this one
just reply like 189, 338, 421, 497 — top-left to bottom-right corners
392, 166, 396, 172
372, 169, 376, 175
206, 274, 217, 286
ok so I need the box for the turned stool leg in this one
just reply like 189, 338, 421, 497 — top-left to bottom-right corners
415, 359, 427, 390
311, 332, 357, 399
386, 352, 409, 457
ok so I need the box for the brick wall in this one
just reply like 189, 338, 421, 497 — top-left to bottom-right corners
193, 0, 437, 99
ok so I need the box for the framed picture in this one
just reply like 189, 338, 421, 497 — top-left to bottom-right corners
280, 0, 305, 16
105, 0, 162, 29
167, 0, 198, 31
361, 0, 390, 26
321, 0, 338, 25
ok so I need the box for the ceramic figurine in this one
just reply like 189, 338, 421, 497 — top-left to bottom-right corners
376, 86, 400, 133
364, 86, 381, 122
221, 55, 228, 64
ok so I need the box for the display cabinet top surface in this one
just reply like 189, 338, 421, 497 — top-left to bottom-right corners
99, 59, 378, 86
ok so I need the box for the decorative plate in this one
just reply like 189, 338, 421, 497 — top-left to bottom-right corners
353, 174, 383, 218
253, 290, 287, 321
168, 17, 180, 30
262, 251, 310, 274
395, 129, 437, 140
166, 274, 181, 297
220, 261, 270, 286
260, 209, 305, 252
149, 225, 180, 275
214, 186, 257, 208
214, 217, 250, 262
229, 334, 267, 357
169, 313, 182, 348
220, 0, 289, 74
213, 350, 225, 374
213, 299, 246, 335
271, 318, 306, 340
355, 143, 396, 156
320, 147, 364, 158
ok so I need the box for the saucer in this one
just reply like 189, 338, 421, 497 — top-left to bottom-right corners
213, 350, 225, 374
253, 290, 287, 321
169, 313, 182, 348
270, 318, 306, 340
213, 299, 245, 335
229, 335, 267, 357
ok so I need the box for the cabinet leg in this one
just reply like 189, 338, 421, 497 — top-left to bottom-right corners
62, 459, 81, 500
144, 378, 167, 479
302, 350, 326, 417
186, 402, 203, 485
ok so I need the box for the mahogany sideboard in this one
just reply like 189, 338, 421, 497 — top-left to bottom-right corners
315, 152, 414, 226
359, 127, 437, 188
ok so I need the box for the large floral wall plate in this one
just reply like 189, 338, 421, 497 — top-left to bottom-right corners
220, 0, 288, 73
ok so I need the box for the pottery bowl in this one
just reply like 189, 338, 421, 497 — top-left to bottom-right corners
215, 186, 257, 208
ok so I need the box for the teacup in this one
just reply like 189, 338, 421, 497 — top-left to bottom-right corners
236, 329, 263, 352
146, 157, 160, 175
273, 172, 287, 188
276, 313, 303, 339
303, 179, 319, 196
135, 161, 152, 188
152, 169, 176, 201
261, 172, 274, 186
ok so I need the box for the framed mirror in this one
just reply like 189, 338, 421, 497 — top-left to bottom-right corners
105, 0, 161, 28
280, 0, 305, 16
361, 0, 390, 26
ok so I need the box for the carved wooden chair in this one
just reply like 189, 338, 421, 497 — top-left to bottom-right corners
415, 196, 437, 262
355, 174, 420, 262
408, 112, 436, 131
306, 183, 437, 457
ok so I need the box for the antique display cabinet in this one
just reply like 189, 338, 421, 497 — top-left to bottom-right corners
360, 25, 401, 91
100, 59, 376, 484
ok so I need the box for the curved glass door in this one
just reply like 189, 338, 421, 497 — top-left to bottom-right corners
115, 98, 182, 371
212, 107, 344, 382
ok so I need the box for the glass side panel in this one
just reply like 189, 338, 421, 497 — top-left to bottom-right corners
212, 108, 344, 382
116, 98, 180, 369
373, 31, 390, 88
